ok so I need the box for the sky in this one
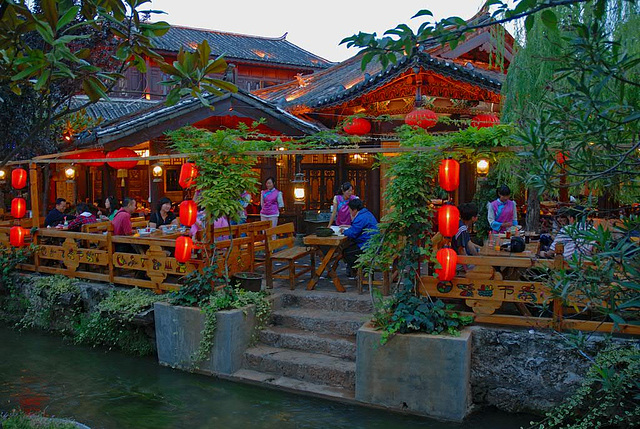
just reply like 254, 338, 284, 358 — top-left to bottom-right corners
148, 0, 489, 62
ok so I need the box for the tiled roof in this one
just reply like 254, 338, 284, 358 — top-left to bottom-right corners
75, 90, 321, 147
152, 26, 332, 70
70, 96, 160, 124
254, 50, 504, 110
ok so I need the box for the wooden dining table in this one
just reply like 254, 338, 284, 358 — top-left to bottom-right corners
303, 234, 348, 292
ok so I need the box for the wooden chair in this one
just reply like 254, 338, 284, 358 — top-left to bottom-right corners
250, 221, 272, 272
265, 223, 314, 289
82, 220, 112, 233
357, 265, 392, 295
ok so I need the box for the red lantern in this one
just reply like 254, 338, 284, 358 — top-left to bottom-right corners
436, 247, 457, 281
106, 148, 138, 169
179, 162, 198, 189
343, 118, 371, 135
12, 168, 27, 189
79, 150, 106, 167
471, 114, 500, 128
11, 198, 26, 219
175, 236, 194, 263
405, 108, 438, 129
438, 204, 460, 238
438, 159, 460, 192
9, 226, 27, 247
556, 151, 568, 165
179, 200, 198, 227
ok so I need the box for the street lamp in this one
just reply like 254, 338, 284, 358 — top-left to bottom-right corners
476, 158, 490, 176
292, 172, 306, 205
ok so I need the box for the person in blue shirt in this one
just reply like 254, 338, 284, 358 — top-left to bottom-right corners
340, 199, 379, 278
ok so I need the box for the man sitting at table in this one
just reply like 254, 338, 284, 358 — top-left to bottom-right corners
340, 199, 379, 278
454, 203, 481, 256
111, 197, 136, 236
44, 198, 75, 227
540, 206, 593, 260
65, 203, 97, 232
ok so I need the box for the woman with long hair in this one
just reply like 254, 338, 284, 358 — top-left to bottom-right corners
327, 182, 358, 227
150, 197, 178, 228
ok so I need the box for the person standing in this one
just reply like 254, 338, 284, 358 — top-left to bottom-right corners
487, 185, 518, 233
149, 197, 177, 228
260, 177, 283, 228
327, 182, 358, 227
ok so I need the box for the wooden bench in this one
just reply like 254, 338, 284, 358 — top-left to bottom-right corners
265, 223, 314, 289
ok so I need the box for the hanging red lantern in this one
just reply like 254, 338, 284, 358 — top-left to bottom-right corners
9, 226, 27, 247
175, 236, 194, 263
79, 150, 106, 167
343, 118, 371, 135
11, 198, 26, 219
12, 168, 27, 189
106, 148, 138, 169
179, 162, 198, 189
438, 204, 460, 238
438, 159, 460, 192
436, 247, 457, 281
405, 108, 438, 129
556, 151, 568, 165
179, 200, 198, 227
471, 114, 500, 128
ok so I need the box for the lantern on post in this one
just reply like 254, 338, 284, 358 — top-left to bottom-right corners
11, 198, 26, 219
292, 172, 306, 204
151, 163, 163, 183
179, 162, 198, 189
9, 226, 27, 247
437, 204, 460, 238
405, 108, 438, 129
438, 159, 460, 192
12, 168, 27, 189
476, 158, 490, 176
343, 117, 371, 135
471, 114, 500, 128
175, 236, 194, 263
179, 200, 198, 227
435, 247, 457, 281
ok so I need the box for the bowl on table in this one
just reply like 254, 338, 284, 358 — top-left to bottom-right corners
160, 225, 177, 235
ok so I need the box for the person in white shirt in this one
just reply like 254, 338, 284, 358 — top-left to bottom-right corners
541, 206, 593, 260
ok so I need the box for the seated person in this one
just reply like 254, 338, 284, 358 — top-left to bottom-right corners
99, 196, 120, 222
149, 197, 177, 229
540, 206, 593, 260
487, 185, 518, 233
65, 203, 97, 231
340, 199, 379, 278
111, 197, 136, 236
44, 198, 75, 227
454, 203, 481, 256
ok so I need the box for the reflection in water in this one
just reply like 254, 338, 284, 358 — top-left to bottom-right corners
0, 327, 534, 428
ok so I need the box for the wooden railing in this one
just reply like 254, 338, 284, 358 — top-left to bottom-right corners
0, 220, 272, 294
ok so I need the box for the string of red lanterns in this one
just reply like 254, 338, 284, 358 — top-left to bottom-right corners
438, 159, 460, 192
175, 236, 194, 263
10, 226, 28, 247
437, 204, 460, 238
179, 162, 198, 189
12, 168, 27, 189
179, 200, 198, 227
435, 247, 457, 281
343, 118, 371, 135
11, 198, 26, 219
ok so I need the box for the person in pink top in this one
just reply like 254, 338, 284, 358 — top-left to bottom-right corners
260, 177, 284, 228
327, 182, 358, 227
111, 197, 136, 236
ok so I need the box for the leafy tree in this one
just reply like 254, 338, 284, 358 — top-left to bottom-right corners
0, 0, 236, 165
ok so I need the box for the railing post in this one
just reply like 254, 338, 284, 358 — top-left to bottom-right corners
552, 243, 565, 331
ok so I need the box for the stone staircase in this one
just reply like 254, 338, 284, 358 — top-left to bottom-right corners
232, 289, 373, 400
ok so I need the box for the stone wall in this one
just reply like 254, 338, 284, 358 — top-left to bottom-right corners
470, 326, 613, 414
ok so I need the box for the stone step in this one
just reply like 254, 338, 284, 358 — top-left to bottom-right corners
231, 369, 355, 401
259, 326, 356, 360
244, 345, 356, 390
272, 308, 368, 337
275, 290, 374, 314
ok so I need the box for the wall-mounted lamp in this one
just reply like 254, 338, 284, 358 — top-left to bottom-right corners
152, 163, 163, 183
0, 169, 6, 184
476, 158, 490, 176
65, 165, 76, 182
292, 172, 306, 205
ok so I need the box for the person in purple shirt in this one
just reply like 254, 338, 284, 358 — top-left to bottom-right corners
487, 185, 518, 233
340, 199, 379, 278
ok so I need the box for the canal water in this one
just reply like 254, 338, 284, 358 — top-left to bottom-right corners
0, 326, 535, 428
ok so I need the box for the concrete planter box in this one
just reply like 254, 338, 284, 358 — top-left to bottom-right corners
154, 301, 256, 375
356, 323, 472, 422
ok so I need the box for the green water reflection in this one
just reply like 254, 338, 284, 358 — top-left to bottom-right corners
0, 327, 533, 428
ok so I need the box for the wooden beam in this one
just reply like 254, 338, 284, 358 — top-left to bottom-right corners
29, 163, 40, 227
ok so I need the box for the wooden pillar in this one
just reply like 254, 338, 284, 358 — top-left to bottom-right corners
337, 154, 346, 187
29, 163, 41, 227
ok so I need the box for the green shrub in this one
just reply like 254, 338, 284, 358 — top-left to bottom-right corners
0, 410, 77, 429
18, 276, 82, 333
